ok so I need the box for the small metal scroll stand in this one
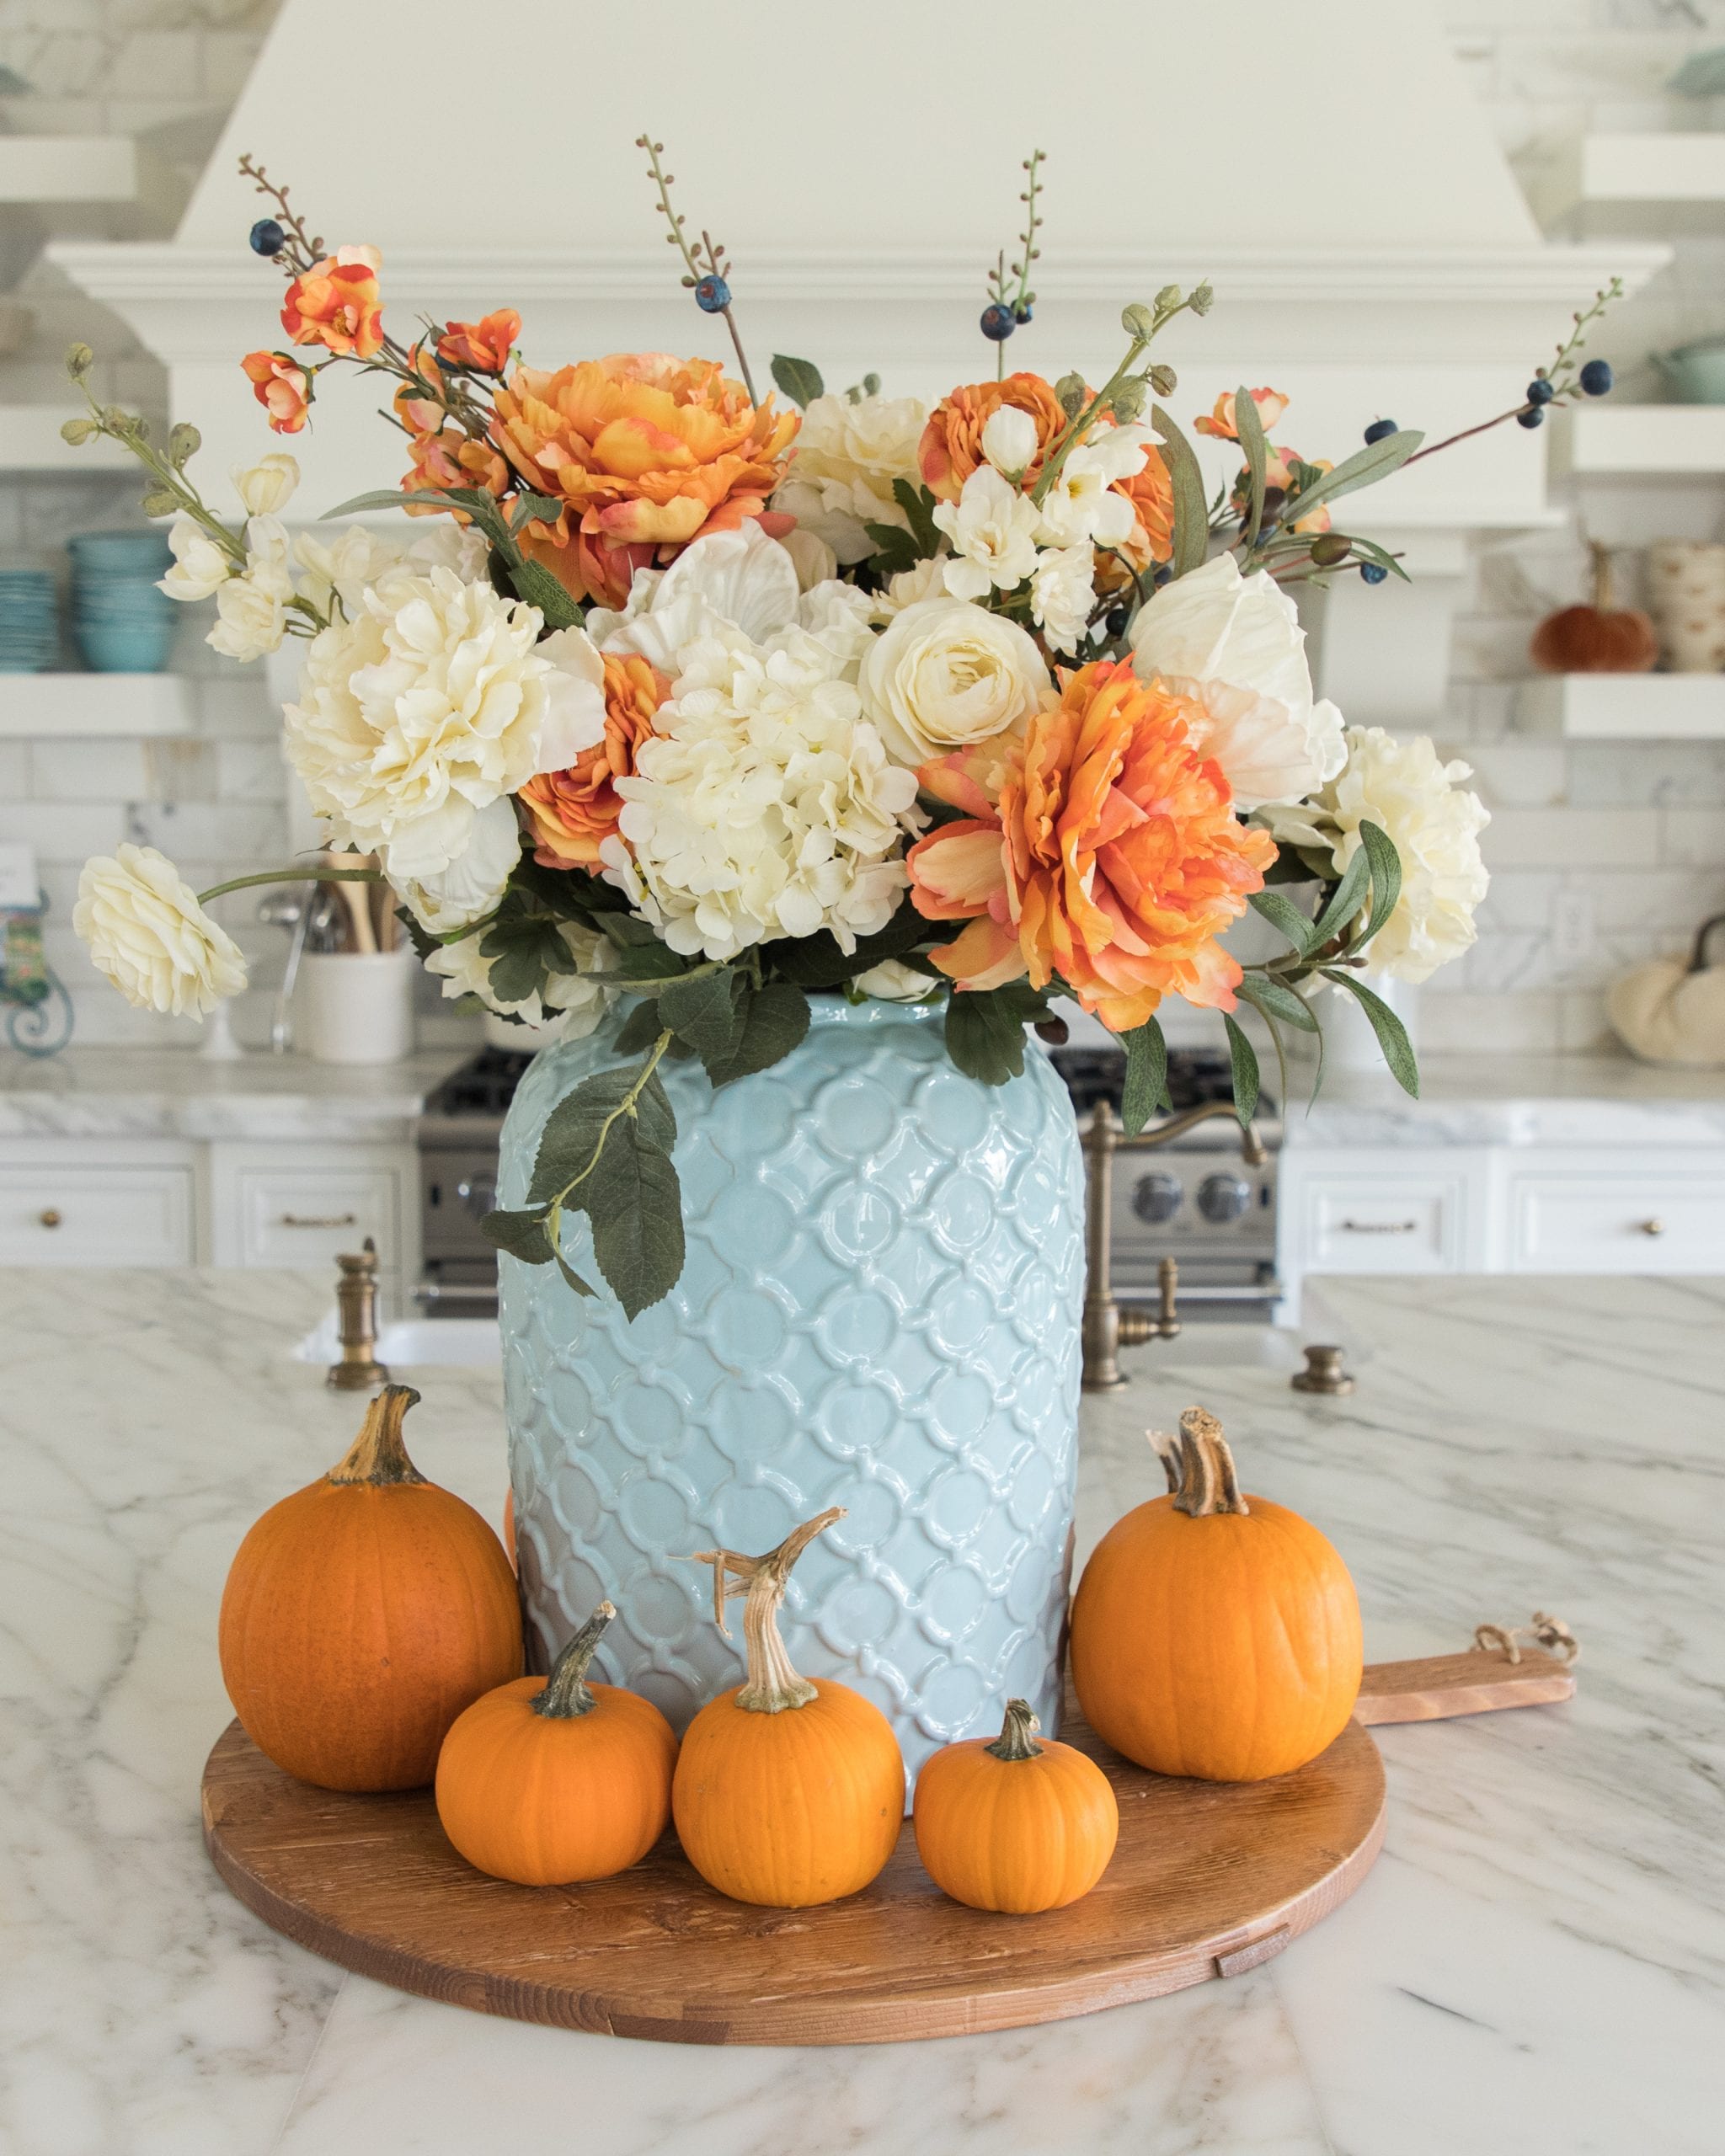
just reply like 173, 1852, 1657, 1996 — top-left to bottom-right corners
1081, 1099, 1267, 1392
1, 889, 73, 1059
328, 1239, 390, 1391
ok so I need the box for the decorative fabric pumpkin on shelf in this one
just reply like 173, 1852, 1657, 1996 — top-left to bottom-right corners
1069, 1409, 1363, 1783
218, 1386, 521, 1791
1607, 914, 1725, 1068
1530, 541, 1657, 675
912, 1697, 1119, 1914
672, 1508, 905, 1908
435, 1598, 678, 1886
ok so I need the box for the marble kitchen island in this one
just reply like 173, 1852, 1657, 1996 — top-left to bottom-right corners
2, 1269, 1720, 2155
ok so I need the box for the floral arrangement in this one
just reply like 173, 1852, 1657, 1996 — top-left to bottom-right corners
67, 147, 1620, 1315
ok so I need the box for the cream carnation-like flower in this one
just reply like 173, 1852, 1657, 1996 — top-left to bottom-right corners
206, 515, 294, 662
773, 391, 928, 564
1028, 545, 1097, 656
293, 521, 489, 624
232, 453, 300, 517
160, 515, 232, 604
1260, 725, 1489, 985
73, 844, 247, 1018
869, 557, 948, 622
425, 915, 611, 1039
602, 622, 922, 962
859, 595, 1050, 766
935, 466, 1042, 599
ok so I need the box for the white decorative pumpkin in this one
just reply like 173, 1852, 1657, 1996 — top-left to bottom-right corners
1607, 916, 1725, 1068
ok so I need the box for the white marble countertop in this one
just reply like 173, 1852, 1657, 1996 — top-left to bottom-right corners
3, 1268, 1721, 2154
1284, 1050, 1725, 1146
0, 1048, 473, 1141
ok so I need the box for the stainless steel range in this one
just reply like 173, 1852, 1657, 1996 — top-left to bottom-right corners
414, 1042, 1280, 1320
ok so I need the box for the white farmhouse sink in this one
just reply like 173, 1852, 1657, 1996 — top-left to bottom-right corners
293, 1310, 501, 1369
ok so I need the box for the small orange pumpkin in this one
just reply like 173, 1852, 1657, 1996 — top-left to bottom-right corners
1070, 1408, 1362, 1783
1530, 541, 1657, 675
218, 1386, 521, 1791
672, 1508, 905, 1908
913, 1697, 1119, 1913
435, 1598, 677, 1885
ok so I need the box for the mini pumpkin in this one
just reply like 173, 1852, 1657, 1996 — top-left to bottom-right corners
1530, 541, 1657, 675
1070, 1408, 1362, 1783
218, 1385, 521, 1791
672, 1508, 905, 1908
913, 1697, 1119, 1913
435, 1598, 677, 1885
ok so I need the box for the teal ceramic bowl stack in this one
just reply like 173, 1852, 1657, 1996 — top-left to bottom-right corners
0, 568, 58, 672
68, 530, 176, 673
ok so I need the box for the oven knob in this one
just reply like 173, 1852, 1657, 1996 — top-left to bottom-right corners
1196, 1171, 1251, 1224
456, 1174, 498, 1219
1131, 1171, 1183, 1225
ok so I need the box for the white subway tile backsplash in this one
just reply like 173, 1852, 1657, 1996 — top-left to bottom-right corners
121, 800, 285, 857
31, 737, 149, 801
1658, 808, 1725, 868
214, 738, 285, 801
0, 800, 123, 860
1482, 807, 1662, 869
1419, 990, 1562, 1055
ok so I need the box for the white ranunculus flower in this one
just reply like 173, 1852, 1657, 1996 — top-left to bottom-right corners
854, 958, 936, 1003
981, 405, 1039, 480
772, 391, 928, 564
603, 620, 922, 962
858, 596, 1050, 767
1128, 552, 1345, 810
232, 453, 299, 518
425, 915, 610, 1039
934, 466, 1042, 599
73, 844, 247, 1019
206, 515, 295, 662
1260, 726, 1490, 985
285, 568, 560, 882
586, 523, 801, 675
1028, 545, 1097, 656
160, 515, 232, 604
396, 795, 523, 934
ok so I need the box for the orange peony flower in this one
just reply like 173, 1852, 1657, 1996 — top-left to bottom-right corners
906, 661, 1275, 1033
280, 246, 384, 360
918, 372, 1070, 502
488, 353, 798, 609
1194, 387, 1289, 440
241, 350, 311, 435
436, 310, 520, 375
516, 653, 667, 868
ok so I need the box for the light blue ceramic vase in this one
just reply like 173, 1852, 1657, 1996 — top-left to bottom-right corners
498, 995, 1085, 1790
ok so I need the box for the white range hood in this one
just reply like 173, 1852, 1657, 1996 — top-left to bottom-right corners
52, 0, 1664, 719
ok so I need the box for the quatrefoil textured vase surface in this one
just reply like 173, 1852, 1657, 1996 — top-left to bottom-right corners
498, 998, 1085, 1788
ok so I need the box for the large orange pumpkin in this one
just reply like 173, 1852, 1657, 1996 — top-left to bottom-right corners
218, 1386, 521, 1790
913, 1697, 1119, 1913
435, 1598, 677, 1885
1070, 1408, 1362, 1782
672, 1508, 905, 1908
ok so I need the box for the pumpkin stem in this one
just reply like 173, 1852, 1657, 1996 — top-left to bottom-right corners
326, 1385, 427, 1486
1589, 536, 1616, 614
532, 1599, 617, 1720
684, 1506, 845, 1715
1152, 1407, 1250, 1518
985, 1697, 1044, 1762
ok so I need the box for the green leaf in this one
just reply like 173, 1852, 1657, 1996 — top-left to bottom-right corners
1222, 1012, 1261, 1125
1346, 535, 1412, 584
766, 903, 933, 989
1236, 975, 1318, 1033
1311, 844, 1372, 950
1119, 1017, 1170, 1134
586, 1122, 686, 1320
704, 982, 811, 1086
478, 915, 568, 1004
553, 1250, 596, 1299
1320, 970, 1420, 1097
943, 982, 1052, 1085
770, 354, 825, 408
612, 999, 666, 1056
1151, 404, 1210, 580
1247, 889, 1315, 954
505, 552, 581, 631
527, 1062, 678, 1210
1234, 383, 1268, 547
508, 490, 566, 534
396, 905, 440, 963
322, 488, 428, 518
889, 478, 943, 559
862, 520, 920, 579
1356, 819, 1403, 946
480, 1208, 554, 1263
658, 968, 743, 1066
1279, 426, 1424, 530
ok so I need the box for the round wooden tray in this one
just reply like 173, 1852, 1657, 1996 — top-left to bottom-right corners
202, 1698, 1386, 2047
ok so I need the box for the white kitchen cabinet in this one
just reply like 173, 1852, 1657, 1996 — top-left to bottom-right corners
205, 1142, 416, 1279
1506, 1154, 1725, 1275
1280, 1149, 1493, 1278
0, 1140, 196, 1266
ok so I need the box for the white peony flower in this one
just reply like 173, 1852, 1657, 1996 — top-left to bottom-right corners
232, 453, 299, 517
395, 795, 523, 934
160, 515, 232, 604
1033, 426, 1149, 551
206, 515, 295, 662
780, 524, 838, 592
1260, 726, 1490, 985
853, 958, 936, 1003
1128, 552, 1346, 810
587, 522, 801, 675
1028, 546, 1097, 656
603, 621, 922, 962
935, 466, 1042, 599
981, 405, 1039, 480
425, 915, 611, 1040
73, 844, 247, 1019
859, 596, 1050, 766
772, 391, 928, 564
285, 568, 563, 882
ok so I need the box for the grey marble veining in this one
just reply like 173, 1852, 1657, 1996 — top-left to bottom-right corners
1284, 1051, 1725, 1148
2, 1268, 1721, 2154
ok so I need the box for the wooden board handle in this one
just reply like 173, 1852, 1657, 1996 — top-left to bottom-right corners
1355, 1644, 1574, 1726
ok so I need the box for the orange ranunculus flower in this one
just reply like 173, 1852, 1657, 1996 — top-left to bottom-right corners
905, 661, 1275, 1033
436, 310, 520, 374
394, 341, 447, 437
1194, 387, 1290, 440
516, 653, 667, 868
488, 353, 799, 609
918, 372, 1070, 502
1263, 443, 1332, 533
403, 424, 510, 505
280, 246, 384, 360
241, 350, 311, 435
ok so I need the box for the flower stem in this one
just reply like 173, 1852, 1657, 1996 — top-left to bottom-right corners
195, 865, 383, 905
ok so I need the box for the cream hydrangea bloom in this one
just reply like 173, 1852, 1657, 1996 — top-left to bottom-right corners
773, 391, 928, 564
602, 622, 922, 962
425, 915, 611, 1039
73, 844, 247, 1018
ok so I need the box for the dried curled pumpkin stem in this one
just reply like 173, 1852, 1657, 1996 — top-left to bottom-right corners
327, 1385, 426, 1486
985, 1698, 1044, 1763
1152, 1407, 1250, 1518
532, 1600, 617, 1720
685, 1507, 844, 1715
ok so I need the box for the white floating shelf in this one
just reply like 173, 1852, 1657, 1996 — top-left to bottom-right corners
1531, 131, 1725, 226
0, 675, 194, 738
1515, 673, 1725, 741
0, 136, 136, 205
0, 408, 136, 472
1553, 404, 1725, 478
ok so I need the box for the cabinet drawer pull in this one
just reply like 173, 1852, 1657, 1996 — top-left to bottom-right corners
1338, 1218, 1418, 1235
279, 1211, 359, 1230
1639, 1218, 1665, 1237
38, 1207, 61, 1229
